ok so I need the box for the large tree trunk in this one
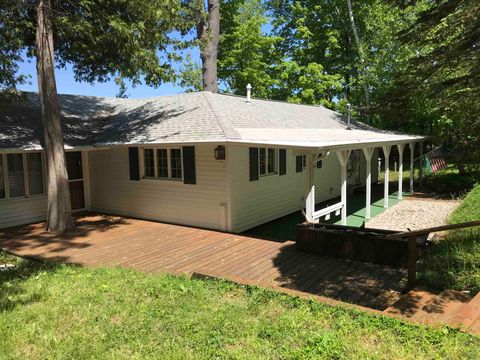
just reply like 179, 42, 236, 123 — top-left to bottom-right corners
36, 0, 74, 233
346, 0, 370, 121
196, 0, 219, 92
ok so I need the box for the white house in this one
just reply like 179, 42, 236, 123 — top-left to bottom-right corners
0, 91, 424, 231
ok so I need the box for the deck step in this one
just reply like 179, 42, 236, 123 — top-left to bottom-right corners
410, 289, 471, 324
451, 291, 480, 329
468, 316, 480, 335
384, 286, 441, 318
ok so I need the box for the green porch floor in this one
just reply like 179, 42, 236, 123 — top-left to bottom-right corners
243, 185, 405, 242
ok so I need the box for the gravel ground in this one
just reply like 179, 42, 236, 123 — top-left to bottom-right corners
366, 197, 460, 231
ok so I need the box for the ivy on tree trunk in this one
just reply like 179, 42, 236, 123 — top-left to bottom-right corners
36, 0, 74, 233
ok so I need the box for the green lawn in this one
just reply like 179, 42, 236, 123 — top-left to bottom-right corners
1, 252, 479, 359
420, 183, 480, 293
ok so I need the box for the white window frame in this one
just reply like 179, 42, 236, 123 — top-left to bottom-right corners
142, 146, 183, 181
258, 147, 278, 177
156, 148, 169, 179
23, 151, 47, 198
0, 151, 46, 201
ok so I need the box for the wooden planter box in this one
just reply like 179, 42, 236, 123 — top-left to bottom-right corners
296, 223, 424, 268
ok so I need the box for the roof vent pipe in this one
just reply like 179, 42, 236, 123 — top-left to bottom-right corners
346, 103, 351, 130
246, 83, 252, 102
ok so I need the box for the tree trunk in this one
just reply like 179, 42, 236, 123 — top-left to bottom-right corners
196, 0, 219, 92
346, 0, 370, 121
36, 0, 74, 233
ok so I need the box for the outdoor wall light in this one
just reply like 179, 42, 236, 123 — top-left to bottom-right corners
214, 145, 226, 160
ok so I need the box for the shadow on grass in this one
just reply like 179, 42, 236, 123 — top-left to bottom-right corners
0, 252, 68, 312
419, 170, 476, 198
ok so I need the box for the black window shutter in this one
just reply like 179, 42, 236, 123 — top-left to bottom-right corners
296, 155, 303, 173
182, 146, 196, 184
249, 147, 259, 181
279, 149, 287, 175
128, 147, 140, 181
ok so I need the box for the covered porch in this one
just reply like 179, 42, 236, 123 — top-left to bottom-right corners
301, 139, 425, 229
244, 183, 402, 241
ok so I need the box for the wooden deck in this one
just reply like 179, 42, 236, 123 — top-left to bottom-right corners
0, 213, 408, 310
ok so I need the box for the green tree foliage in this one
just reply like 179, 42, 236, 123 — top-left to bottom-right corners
0, 0, 181, 92
218, 0, 342, 106
0, 1, 31, 103
219, 0, 282, 98
396, 0, 480, 176
269, 0, 424, 121
177, 53, 203, 92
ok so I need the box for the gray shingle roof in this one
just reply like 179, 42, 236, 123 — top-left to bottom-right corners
0, 91, 422, 150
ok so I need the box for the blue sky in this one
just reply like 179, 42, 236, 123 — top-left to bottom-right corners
16, 52, 190, 99
16, 17, 273, 99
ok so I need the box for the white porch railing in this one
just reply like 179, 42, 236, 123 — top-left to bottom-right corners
312, 201, 344, 222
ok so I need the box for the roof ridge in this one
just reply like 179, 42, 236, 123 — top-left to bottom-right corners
202, 92, 238, 140
213, 91, 336, 111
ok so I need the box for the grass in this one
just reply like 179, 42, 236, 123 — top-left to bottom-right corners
1, 252, 479, 359
420, 183, 480, 293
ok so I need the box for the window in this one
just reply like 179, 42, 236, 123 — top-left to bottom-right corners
157, 149, 168, 178
27, 153, 44, 195
257, 147, 276, 176
0, 152, 45, 200
143, 148, 182, 180
7, 154, 25, 198
170, 149, 182, 179
144, 149, 155, 177
316, 160, 323, 169
268, 148, 276, 173
296, 155, 307, 173
259, 148, 266, 175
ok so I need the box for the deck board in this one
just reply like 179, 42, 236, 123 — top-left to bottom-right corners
0, 213, 408, 310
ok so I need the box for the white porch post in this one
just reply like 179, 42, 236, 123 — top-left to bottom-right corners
382, 145, 391, 208
409, 142, 415, 193
419, 141, 424, 188
397, 143, 405, 200
304, 153, 315, 222
362, 147, 375, 220
336, 149, 351, 225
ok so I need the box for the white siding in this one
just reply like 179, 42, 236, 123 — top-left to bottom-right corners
89, 145, 228, 231
313, 154, 342, 202
0, 145, 382, 232
0, 196, 47, 229
228, 145, 343, 233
